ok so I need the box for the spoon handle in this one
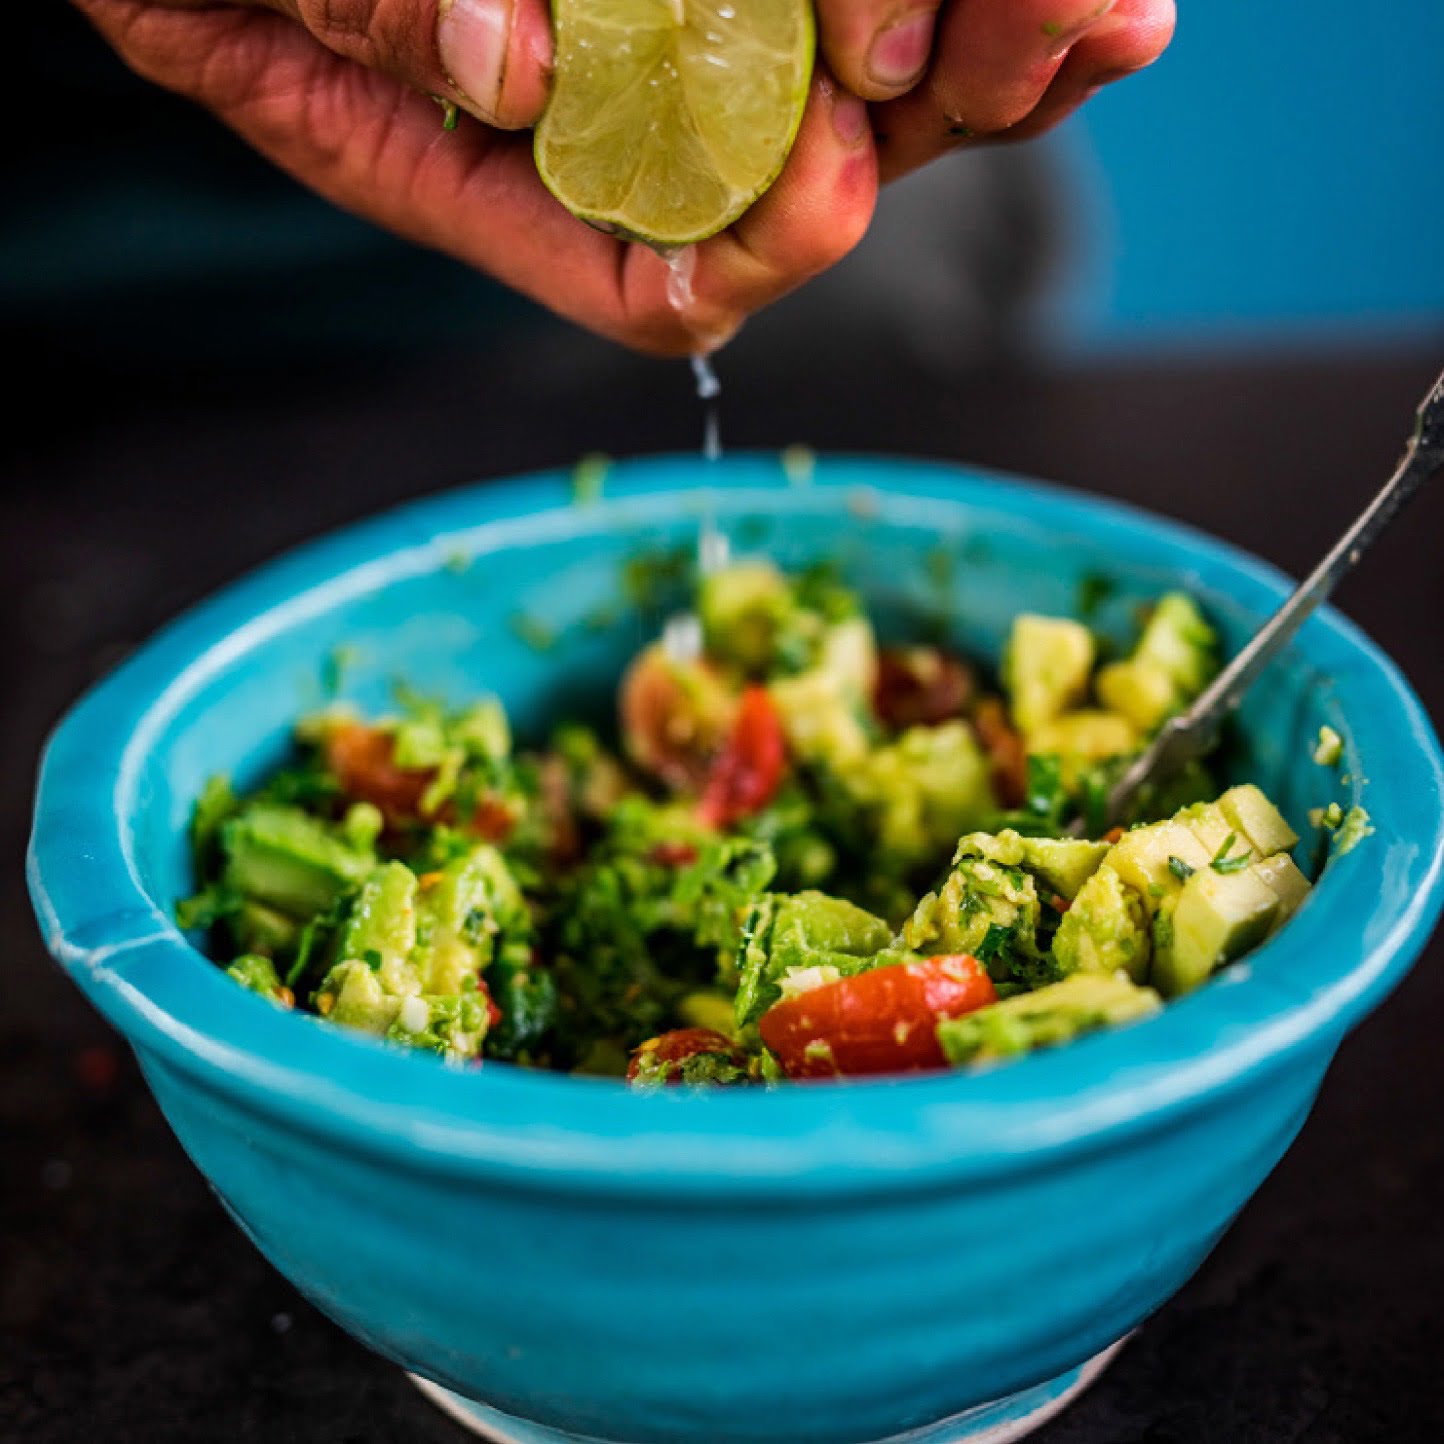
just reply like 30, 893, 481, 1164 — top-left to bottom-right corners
1097, 364, 1444, 832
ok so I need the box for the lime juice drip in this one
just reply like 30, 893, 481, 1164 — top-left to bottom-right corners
662, 247, 728, 589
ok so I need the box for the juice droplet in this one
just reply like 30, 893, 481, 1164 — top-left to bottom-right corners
664, 246, 697, 314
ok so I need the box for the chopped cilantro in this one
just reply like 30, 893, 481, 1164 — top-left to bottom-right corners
1210, 832, 1252, 874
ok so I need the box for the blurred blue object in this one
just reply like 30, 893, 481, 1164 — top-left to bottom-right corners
1062, 4, 1444, 349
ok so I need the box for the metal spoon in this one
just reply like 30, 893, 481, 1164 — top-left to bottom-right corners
1080, 363, 1444, 837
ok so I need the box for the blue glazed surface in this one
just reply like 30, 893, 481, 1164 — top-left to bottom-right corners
28, 456, 1444, 1444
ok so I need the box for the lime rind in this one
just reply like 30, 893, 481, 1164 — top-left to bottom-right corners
535, 0, 816, 248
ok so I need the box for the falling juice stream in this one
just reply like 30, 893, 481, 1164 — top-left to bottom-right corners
664, 247, 729, 583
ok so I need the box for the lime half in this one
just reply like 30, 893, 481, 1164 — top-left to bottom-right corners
535, 0, 816, 249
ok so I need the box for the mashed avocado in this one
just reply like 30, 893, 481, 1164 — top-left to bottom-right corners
181, 561, 1330, 1083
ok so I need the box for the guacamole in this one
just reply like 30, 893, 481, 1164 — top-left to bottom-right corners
181, 561, 1318, 1083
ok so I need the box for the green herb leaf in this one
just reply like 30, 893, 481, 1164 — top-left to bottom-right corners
1167, 855, 1195, 881
1209, 832, 1253, 874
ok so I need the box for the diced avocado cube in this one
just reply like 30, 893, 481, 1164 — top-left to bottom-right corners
699, 561, 791, 671
221, 804, 374, 919
849, 722, 992, 865
1003, 615, 1095, 735
1172, 800, 1238, 858
415, 845, 526, 995
225, 953, 287, 1002
319, 958, 403, 1035
338, 862, 419, 973
1135, 593, 1218, 696
769, 618, 878, 766
1096, 593, 1219, 732
1312, 725, 1344, 768
1053, 865, 1151, 983
1252, 853, 1311, 932
1095, 659, 1179, 733
937, 972, 1161, 1067
1108, 821, 1214, 907
951, 829, 1109, 902
1158, 864, 1281, 997
1219, 785, 1299, 858
902, 851, 1049, 988
1026, 711, 1139, 786
735, 891, 893, 1027
1017, 835, 1112, 901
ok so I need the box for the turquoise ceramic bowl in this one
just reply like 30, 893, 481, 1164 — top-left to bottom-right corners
28, 457, 1444, 1444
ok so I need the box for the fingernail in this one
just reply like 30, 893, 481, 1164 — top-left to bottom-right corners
438, 0, 510, 117
831, 88, 871, 147
867, 10, 935, 90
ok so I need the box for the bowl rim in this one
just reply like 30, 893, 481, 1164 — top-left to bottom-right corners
28, 453, 1444, 1200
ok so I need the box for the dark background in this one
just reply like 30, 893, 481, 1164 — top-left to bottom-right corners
5, 4, 1444, 1442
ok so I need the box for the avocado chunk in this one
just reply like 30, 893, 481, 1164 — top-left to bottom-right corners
221, 804, 375, 919
1252, 853, 1311, 931
698, 560, 792, 672
1026, 710, 1139, 786
338, 861, 418, 965
937, 972, 1161, 1067
1107, 820, 1214, 908
1096, 593, 1219, 731
735, 891, 893, 1027
414, 844, 528, 995
1003, 615, 1095, 735
1158, 863, 1281, 997
902, 849, 1052, 988
1218, 785, 1299, 858
768, 617, 878, 767
225, 953, 288, 1002
1135, 593, 1219, 694
319, 958, 402, 1034
1052, 865, 1151, 983
848, 722, 993, 866
951, 829, 1110, 902
1094, 661, 1178, 734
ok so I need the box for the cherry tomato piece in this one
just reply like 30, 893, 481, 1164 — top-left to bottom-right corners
697, 686, 787, 828
325, 722, 516, 840
758, 955, 997, 1079
874, 646, 974, 730
626, 1028, 747, 1084
620, 644, 737, 791
326, 722, 432, 824
972, 698, 1028, 809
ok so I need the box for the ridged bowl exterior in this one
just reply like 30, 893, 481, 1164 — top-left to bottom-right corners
29, 458, 1444, 1444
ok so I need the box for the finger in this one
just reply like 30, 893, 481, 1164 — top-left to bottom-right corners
816, 0, 941, 102
1002, 0, 1175, 142
619, 71, 880, 354
872, 0, 1169, 182
133, 0, 552, 129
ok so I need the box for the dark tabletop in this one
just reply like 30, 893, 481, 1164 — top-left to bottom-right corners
4, 328, 1443, 1443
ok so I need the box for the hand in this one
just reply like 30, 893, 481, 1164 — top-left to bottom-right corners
71, 0, 1171, 355
72, 0, 877, 356
825, 0, 1176, 181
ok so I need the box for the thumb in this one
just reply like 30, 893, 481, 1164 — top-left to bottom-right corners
132, 0, 553, 130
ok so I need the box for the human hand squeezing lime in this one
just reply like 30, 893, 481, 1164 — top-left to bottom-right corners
73, 0, 1173, 353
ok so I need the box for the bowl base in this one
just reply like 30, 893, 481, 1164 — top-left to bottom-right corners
408, 1337, 1126, 1444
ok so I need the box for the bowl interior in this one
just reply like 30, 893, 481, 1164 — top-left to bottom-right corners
131, 471, 1346, 918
